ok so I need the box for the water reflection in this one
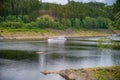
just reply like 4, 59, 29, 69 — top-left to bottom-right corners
100, 49, 113, 66
0, 36, 120, 80
0, 50, 38, 60
39, 54, 46, 71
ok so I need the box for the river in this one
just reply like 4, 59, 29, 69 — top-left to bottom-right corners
0, 36, 120, 80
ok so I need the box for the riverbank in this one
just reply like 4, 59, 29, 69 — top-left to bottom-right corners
0, 29, 113, 40
42, 66, 120, 80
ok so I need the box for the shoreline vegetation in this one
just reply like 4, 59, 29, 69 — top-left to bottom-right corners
0, 29, 118, 40
42, 66, 120, 80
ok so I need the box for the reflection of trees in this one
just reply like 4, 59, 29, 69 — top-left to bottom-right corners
45, 51, 100, 63
44, 48, 120, 68
47, 42, 65, 54
0, 50, 38, 60
111, 50, 120, 65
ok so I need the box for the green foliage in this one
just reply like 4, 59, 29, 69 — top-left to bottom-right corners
82, 17, 96, 28
5, 15, 17, 22
61, 18, 72, 29
40, 1, 109, 20
97, 37, 106, 51
25, 22, 38, 29
82, 17, 111, 29
94, 67, 120, 80
97, 36, 120, 51
0, 1, 118, 30
36, 18, 63, 29
113, 12, 120, 29
96, 17, 112, 29
52, 20, 63, 29
37, 18, 52, 28
95, 69, 114, 80
0, 0, 40, 21
75, 18, 81, 28
22, 15, 30, 23
1, 21, 23, 29
86, 2, 105, 8
114, 0, 120, 13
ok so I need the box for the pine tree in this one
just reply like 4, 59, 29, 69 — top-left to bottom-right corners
114, 0, 120, 13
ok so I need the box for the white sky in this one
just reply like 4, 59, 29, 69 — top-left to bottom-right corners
42, 0, 116, 5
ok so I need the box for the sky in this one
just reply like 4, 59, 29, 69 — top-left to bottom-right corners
42, 0, 116, 5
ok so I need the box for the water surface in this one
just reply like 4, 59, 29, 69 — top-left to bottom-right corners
0, 36, 120, 80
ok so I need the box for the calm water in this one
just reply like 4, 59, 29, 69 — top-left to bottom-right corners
0, 36, 120, 80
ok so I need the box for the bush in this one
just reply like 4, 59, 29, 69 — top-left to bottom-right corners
82, 17, 112, 29
37, 18, 52, 28
1, 21, 24, 29
82, 17, 96, 28
61, 18, 72, 29
25, 22, 38, 29
5, 15, 17, 22
113, 12, 120, 29
96, 17, 112, 29
22, 15, 30, 23
52, 21, 64, 29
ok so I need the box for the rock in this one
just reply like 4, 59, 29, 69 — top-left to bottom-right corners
0, 37, 4, 40
41, 69, 86, 80
41, 70, 59, 75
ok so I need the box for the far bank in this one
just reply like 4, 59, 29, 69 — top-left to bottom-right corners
0, 29, 116, 40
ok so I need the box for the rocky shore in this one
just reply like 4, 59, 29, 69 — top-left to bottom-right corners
42, 66, 120, 80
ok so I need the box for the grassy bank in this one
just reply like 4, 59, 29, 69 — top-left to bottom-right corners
0, 28, 111, 40
42, 66, 120, 80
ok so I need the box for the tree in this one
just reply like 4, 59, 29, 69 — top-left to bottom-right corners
75, 18, 81, 28
114, 0, 120, 13
96, 17, 111, 29
113, 12, 120, 29
82, 17, 95, 28
0, 0, 4, 10
116, 0, 120, 11
0, 0, 40, 18
68, 0, 70, 3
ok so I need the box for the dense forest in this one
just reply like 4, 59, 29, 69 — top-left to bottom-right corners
0, 0, 120, 30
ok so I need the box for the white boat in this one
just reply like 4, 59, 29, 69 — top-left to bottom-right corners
48, 36, 66, 44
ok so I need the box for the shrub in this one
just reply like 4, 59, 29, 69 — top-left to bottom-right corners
25, 21, 38, 29
1, 21, 24, 29
5, 15, 17, 22
82, 16, 112, 29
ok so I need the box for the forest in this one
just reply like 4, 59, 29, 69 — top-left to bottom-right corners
0, 0, 120, 30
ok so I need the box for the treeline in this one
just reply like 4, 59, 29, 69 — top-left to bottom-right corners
42, 2, 110, 19
0, 15, 111, 29
0, 0, 120, 30
0, 0, 40, 21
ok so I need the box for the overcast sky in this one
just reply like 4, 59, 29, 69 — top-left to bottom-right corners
42, 0, 116, 5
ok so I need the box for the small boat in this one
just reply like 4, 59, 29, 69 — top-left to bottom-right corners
48, 36, 66, 44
